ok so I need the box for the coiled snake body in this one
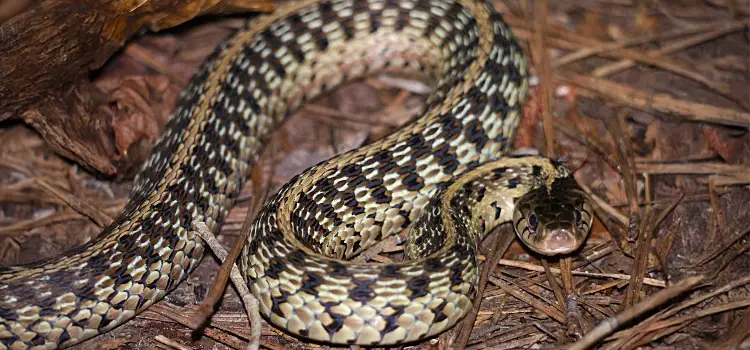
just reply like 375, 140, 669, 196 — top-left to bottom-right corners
0, 0, 592, 348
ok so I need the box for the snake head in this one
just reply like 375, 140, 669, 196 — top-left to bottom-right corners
512, 176, 592, 256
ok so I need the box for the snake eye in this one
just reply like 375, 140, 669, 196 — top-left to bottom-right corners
574, 210, 582, 224
528, 213, 538, 231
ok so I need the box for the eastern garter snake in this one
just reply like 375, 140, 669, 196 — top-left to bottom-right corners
0, 0, 593, 348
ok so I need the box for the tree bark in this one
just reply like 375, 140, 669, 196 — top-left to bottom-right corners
0, 0, 275, 177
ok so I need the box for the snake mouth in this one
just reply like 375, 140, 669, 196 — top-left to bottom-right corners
536, 228, 582, 255
512, 175, 593, 257
525, 225, 588, 256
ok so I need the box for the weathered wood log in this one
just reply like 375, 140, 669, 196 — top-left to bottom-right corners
0, 0, 275, 177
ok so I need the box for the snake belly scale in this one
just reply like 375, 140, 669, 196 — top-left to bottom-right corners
0, 0, 593, 348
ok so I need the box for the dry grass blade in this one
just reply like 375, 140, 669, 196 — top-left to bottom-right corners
32, 177, 114, 228
489, 275, 566, 324
606, 275, 750, 348
592, 20, 749, 77
635, 162, 750, 175
452, 228, 516, 349
496, 259, 665, 287
552, 21, 738, 67
530, 0, 555, 157
569, 275, 705, 350
193, 220, 261, 350
615, 299, 750, 349
559, 72, 750, 128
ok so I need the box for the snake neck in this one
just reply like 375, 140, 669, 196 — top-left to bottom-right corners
405, 156, 563, 259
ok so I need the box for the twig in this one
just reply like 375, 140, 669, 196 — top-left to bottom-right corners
612, 299, 750, 349
149, 303, 254, 350
0, 210, 83, 236
592, 20, 749, 77
490, 275, 567, 324
153, 335, 191, 350
192, 220, 262, 350
635, 162, 750, 174
190, 165, 267, 327
559, 72, 750, 128
553, 21, 735, 67
452, 228, 516, 348
33, 177, 114, 228
568, 275, 705, 350
496, 259, 666, 288
530, 0, 555, 157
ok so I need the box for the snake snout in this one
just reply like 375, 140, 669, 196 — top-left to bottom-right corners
538, 227, 579, 255
513, 175, 593, 257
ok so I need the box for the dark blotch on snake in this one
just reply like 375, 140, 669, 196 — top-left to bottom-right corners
406, 276, 431, 299
327, 261, 348, 276
349, 280, 376, 302
300, 271, 324, 297
423, 258, 443, 272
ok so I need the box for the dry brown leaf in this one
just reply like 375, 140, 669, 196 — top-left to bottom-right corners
577, 11, 610, 41
634, 5, 659, 34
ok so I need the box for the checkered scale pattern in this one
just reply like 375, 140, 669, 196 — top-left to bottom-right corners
0, 0, 592, 348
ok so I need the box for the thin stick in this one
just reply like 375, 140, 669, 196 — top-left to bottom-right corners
490, 275, 567, 324
193, 220, 262, 350
592, 20, 749, 77
33, 177, 114, 228
559, 72, 750, 128
496, 259, 666, 288
541, 259, 565, 311
568, 275, 704, 350
153, 335, 191, 350
190, 166, 266, 331
530, 0, 556, 157
553, 21, 732, 67
635, 162, 749, 175
452, 229, 516, 348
